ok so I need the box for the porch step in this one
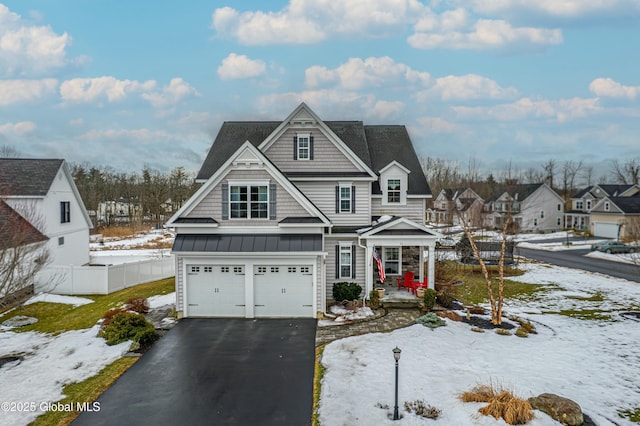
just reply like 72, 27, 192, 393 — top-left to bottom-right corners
381, 299, 423, 309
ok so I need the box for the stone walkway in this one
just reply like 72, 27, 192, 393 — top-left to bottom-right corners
315, 308, 422, 346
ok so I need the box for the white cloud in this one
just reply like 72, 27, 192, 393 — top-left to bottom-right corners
217, 53, 266, 80
212, 0, 426, 45
416, 116, 456, 133
458, 0, 640, 20
78, 128, 169, 142
306, 56, 431, 90
141, 78, 200, 108
0, 79, 58, 105
60, 77, 156, 103
409, 19, 562, 51
0, 121, 36, 135
452, 97, 601, 122
589, 78, 639, 100
371, 100, 404, 119
418, 74, 518, 101
0, 4, 84, 77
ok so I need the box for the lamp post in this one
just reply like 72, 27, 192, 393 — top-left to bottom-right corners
392, 346, 401, 420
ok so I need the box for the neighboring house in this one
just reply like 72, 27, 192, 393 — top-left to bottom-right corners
427, 188, 483, 226
589, 194, 640, 239
167, 103, 440, 319
566, 184, 639, 237
97, 198, 141, 225
0, 200, 49, 303
0, 159, 93, 292
484, 183, 564, 232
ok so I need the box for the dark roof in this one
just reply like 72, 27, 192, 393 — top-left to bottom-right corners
173, 217, 218, 224
572, 184, 635, 199
366, 125, 430, 195
279, 217, 324, 224
487, 184, 543, 202
0, 200, 48, 250
610, 196, 640, 214
196, 120, 430, 196
172, 233, 322, 253
0, 159, 63, 196
285, 171, 371, 178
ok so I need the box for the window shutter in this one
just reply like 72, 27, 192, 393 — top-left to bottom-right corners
309, 135, 314, 160
221, 182, 229, 220
269, 183, 277, 220
335, 186, 339, 213
293, 135, 298, 160
335, 245, 340, 279
351, 245, 356, 279
60, 202, 65, 223
351, 186, 356, 214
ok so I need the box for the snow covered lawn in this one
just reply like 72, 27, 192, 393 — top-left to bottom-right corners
318, 261, 640, 425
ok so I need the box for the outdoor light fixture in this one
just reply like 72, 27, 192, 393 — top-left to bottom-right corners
392, 346, 401, 420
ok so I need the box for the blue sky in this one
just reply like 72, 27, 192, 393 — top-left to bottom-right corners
2, 1, 640, 179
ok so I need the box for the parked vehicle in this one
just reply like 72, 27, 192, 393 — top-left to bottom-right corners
436, 236, 457, 248
590, 241, 636, 254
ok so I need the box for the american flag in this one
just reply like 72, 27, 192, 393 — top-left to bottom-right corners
373, 247, 385, 283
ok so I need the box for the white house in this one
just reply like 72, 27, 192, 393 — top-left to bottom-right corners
167, 103, 440, 319
0, 159, 93, 292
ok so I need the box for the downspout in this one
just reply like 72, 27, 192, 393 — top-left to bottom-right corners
357, 235, 368, 306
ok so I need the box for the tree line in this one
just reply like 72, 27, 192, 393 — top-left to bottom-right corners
70, 163, 200, 228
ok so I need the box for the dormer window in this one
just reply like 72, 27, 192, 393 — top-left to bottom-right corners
294, 133, 313, 160
387, 179, 401, 203
586, 200, 592, 210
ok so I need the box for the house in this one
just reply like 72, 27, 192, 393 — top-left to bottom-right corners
484, 183, 564, 232
427, 188, 483, 227
96, 198, 141, 225
0, 159, 93, 294
167, 103, 440, 319
589, 193, 640, 240
566, 184, 639, 237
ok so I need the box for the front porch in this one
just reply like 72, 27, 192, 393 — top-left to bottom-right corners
375, 283, 424, 309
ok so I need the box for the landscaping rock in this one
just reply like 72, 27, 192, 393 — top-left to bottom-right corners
1, 315, 38, 328
528, 393, 584, 425
468, 306, 486, 315
436, 310, 462, 322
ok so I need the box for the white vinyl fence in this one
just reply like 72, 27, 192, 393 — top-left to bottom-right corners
36, 256, 174, 295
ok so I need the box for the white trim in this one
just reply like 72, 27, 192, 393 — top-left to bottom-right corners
379, 160, 411, 175
296, 132, 311, 160
257, 103, 377, 178
338, 243, 352, 279
228, 180, 269, 220
382, 246, 401, 276
166, 141, 331, 226
288, 176, 376, 182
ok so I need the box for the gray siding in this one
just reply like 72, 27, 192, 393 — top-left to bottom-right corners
187, 168, 309, 226
295, 181, 370, 226
264, 128, 360, 173
372, 197, 426, 223
324, 236, 366, 302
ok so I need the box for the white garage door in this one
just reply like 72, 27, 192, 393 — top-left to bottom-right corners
186, 265, 245, 317
254, 265, 313, 317
593, 222, 619, 239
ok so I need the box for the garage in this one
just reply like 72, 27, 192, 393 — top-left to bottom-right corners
593, 222, 619, 239
186, 264, 245, 317
254, 265, 314, 317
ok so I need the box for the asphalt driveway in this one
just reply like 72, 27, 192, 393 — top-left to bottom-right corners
74, 318, 317, 426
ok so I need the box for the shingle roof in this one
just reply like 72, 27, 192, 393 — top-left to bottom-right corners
195, 120, 430, 196
598, 184, 635, 197
487, 184, 543, 202
0, 159, 63, 196
610, 195, 640, 214
0, 200, 48, 250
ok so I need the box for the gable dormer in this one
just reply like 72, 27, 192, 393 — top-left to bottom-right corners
379, 161, 410, 206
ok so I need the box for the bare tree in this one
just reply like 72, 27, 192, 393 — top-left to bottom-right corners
421, 156, 463, 196
0, 200, 51, 308
561, 160, 583, 200
542, 159, 557, 189
0, 145, 20, 158
611, 159, 640, 185
580, 165, 595, 187
522, 167, 544, 184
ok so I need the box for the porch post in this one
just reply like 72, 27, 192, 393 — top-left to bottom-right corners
428, 244, 435, 289
365, 242, 374, 295
418, 245, 424, 286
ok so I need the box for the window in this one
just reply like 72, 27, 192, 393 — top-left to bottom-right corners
540, 211, 545, 219
533, 218, 538, 226
604, 202, 610, 211
387, 179, 401, 203
297, 134, 310, 160
204, 266, 213, 273
339, 245, 352, 278
340, 186, 351, 213
221, 266, 229, 273
257, 266, 267, 273
270, 267, 279, 273
576, 201, 583, 210
58, 237, 65, 246
383, 247, 400, 275
557, 217, 562, 226
557, 203, 562, 211
586, 200, 592, 210
230, 185, 268, 219
288, 267, 297, 273
60, 201, 70, 223
233, 266, 243, 273
191, 266, 200, 273
301, 266, 310, 273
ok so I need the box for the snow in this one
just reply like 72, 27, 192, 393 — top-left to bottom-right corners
0, 326, 130, 425
24, 293, 94, 307
328, 306, 376, 323
319, 260, 640, 426
147, 292, 176, 309
89, 230, 173, 251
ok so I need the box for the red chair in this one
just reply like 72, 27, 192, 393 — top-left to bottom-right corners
397, 271, 418, 293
